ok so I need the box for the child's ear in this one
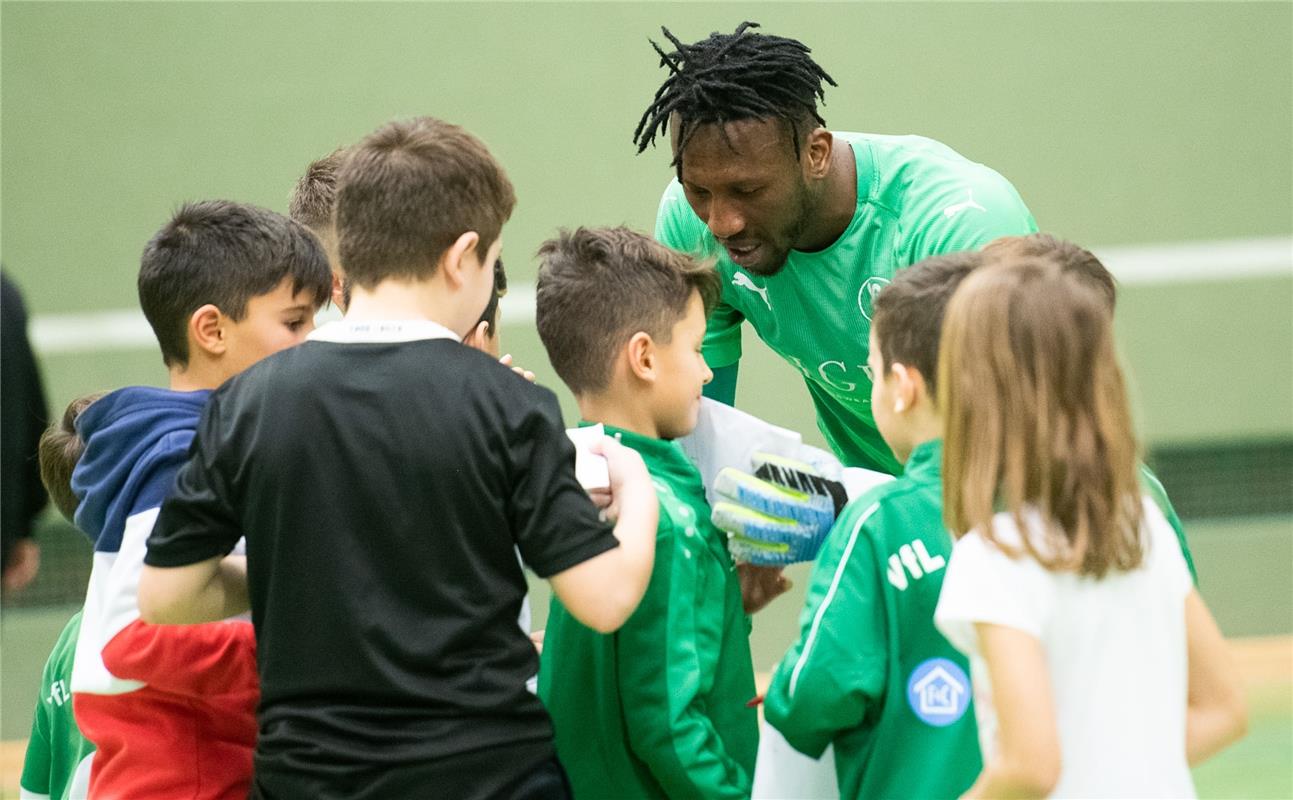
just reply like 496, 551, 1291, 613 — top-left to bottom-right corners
188, 304, 226, 357
462, 320, 490, 353
890, 362, 926, 414
625, 331, 656, 383
440, 231, 481, 288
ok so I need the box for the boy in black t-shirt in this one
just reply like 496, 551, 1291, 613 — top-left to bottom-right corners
138, 117, 660, 800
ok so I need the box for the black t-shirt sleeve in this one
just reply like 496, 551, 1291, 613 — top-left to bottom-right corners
145, 393, 243, 567
508, 391, 618, 578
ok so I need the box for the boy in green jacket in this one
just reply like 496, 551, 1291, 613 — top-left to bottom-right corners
535, 226, 758, 799
764, 251, 984, 799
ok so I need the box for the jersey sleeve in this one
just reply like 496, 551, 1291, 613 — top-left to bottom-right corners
508, 391, 618, 578
616, 519, 752, 799
764, 500, 888, 758
934, 527, 1055, 654
1138, 464, 1198, 585
653, 180, 746, 370
19, 682, 53, 798
145, 393, 243, 567
903, 168, 1038, 264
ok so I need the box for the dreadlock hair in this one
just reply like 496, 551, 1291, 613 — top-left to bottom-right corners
633, 21, 837, 168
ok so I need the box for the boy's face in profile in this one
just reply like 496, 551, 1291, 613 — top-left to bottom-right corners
218, 278, 318, 380
650, 289, 712, 440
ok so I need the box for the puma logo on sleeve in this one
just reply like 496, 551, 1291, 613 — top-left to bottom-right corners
732, 272, 772, 310
941, 189, 986, 219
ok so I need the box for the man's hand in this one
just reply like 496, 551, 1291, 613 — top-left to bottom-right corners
738, 563, 792, 615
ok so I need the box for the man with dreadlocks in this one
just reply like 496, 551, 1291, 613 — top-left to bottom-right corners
638, 22, 1037, 477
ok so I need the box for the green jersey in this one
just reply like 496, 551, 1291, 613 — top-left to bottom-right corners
764, 440, 981, 799
538, 426, 758, 799
21, 611, 95, 800
656, 132, 1037, 473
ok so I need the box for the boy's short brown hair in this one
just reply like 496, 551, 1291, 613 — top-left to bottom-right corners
982, 233, 1117, 311
288, 148, 346, 235
871, 250, 982, 400
536, 227, 721, 395
39, 392, 106, 522
336, 117, 515, 289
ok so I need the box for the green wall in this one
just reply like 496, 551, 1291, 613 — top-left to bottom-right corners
4, 1, 1291, 443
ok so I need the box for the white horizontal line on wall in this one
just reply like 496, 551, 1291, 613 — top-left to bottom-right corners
26, 237, 1292, 355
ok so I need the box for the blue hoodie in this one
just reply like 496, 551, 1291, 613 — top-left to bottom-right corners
72, 387, 209, 554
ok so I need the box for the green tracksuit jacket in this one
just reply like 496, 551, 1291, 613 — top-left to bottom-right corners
765, 439, 981, 799
538, 426, 758, 799
765, 441, 1200, 799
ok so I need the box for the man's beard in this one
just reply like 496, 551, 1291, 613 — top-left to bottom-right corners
743, 179, 817, 277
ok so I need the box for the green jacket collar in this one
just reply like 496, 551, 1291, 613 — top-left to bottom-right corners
903, 438, 942, 484
582, 422, 701, 486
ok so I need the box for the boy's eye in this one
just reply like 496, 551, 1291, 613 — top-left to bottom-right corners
286, 318, 307, 332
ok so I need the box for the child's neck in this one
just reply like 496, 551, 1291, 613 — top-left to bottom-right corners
345, 279, 463, 335
577, 392, 660, 440
892, 411, 943, 464
168, 362, 222, 393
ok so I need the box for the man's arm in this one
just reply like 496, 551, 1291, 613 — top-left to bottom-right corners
764, 502, 886, 756
703, 364, 738, 405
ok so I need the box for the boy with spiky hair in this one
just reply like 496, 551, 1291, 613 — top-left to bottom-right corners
69, 200, 332, 800
764, 251, 984, 800
535, 226, 759, 799
20, 393, 104, 800
139, 118, 659, 800
289, 147, 348, 307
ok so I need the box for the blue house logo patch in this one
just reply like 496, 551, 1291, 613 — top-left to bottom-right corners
906, 658, 970, 726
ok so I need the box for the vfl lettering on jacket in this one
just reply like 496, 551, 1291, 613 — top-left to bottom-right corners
886, 540, 946, 591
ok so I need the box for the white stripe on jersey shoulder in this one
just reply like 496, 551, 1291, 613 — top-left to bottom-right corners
788, 501, 882, 698
71, 507, 159, 695
308, 318, 460, 344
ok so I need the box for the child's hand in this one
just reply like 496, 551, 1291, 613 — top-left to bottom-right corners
738, 563, 792, 614
530, 629, 545, 656
499, 353, 536, 382
589, 435, 650, 524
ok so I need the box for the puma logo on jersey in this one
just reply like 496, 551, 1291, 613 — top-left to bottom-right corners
942, 189, 986, 219
732, 272, 772, 310
886, 539, 947, 591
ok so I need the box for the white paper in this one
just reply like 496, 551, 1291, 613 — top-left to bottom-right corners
565, 423, 610, 490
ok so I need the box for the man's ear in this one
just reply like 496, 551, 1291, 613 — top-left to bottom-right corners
439, 231, 481, 288
625, 331, 656, 384
188, 304, 225, 358
804, 128, 833, 180
890, 362, 928, 414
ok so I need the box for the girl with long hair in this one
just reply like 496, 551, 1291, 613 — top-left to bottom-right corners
934, 257, 1246, 797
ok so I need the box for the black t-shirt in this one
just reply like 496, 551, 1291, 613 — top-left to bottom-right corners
147, 329, 617, 794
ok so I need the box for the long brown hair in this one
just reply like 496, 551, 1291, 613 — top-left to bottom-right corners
940, 257, 1143, 577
